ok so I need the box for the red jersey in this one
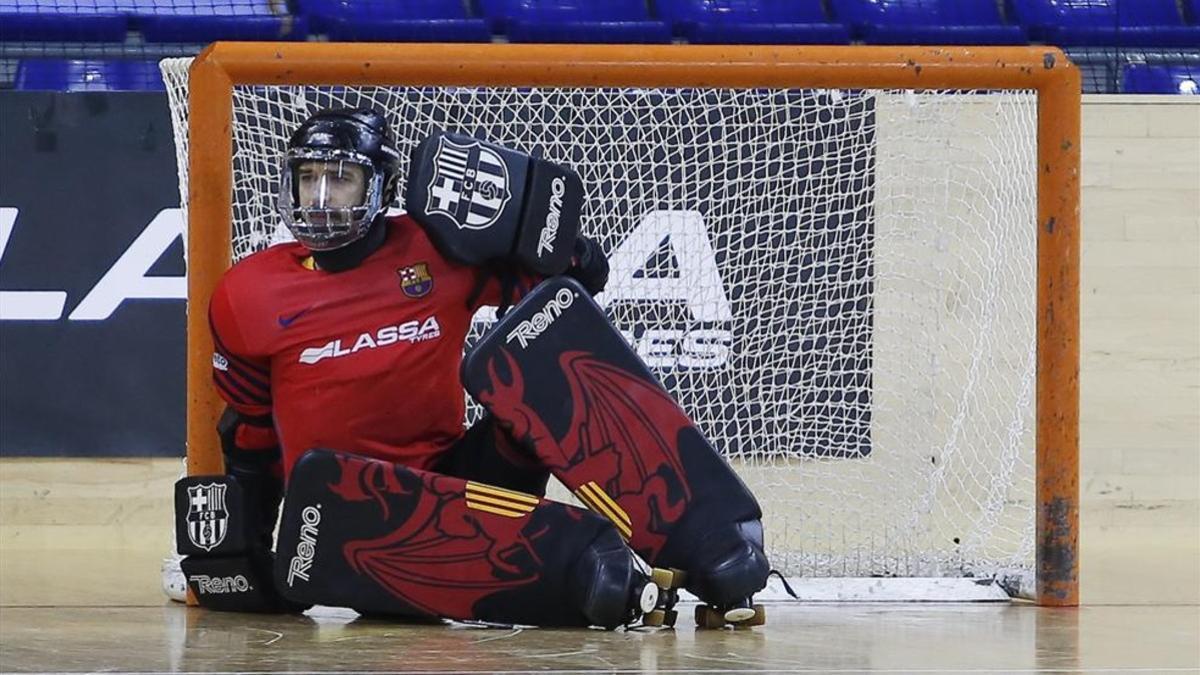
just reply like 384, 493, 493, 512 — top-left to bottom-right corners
209, 215, 521, 476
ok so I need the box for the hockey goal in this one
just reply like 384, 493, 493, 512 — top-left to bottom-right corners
160, 43, 1079, 606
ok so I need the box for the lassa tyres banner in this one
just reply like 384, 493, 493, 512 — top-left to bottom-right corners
0, 92, 186, 457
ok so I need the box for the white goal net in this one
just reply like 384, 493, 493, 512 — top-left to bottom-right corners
162, 58, 1037, 596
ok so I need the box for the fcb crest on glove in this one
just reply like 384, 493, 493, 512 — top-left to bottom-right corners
405, 131, 582, 276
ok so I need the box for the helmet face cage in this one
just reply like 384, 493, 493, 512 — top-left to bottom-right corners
278, 148, 387, 251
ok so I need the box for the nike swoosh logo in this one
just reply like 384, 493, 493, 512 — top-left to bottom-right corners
278, 307, 311, 328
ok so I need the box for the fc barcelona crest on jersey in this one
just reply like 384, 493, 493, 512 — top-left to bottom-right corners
399, 263, 434, 298
425, 135, 512, 231
185, 483, 229, 552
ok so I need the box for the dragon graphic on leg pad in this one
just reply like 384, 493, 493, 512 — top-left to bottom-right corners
478, 349, 693, 561
327, 455, 545, 618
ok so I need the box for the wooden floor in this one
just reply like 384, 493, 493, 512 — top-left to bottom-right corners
2, 602, 1199, 674
1, 477, 1196, 674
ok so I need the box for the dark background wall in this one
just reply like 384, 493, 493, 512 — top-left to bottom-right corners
0, 91, 186, 456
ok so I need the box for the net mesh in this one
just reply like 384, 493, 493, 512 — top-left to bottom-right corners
161, 58, 1037, 586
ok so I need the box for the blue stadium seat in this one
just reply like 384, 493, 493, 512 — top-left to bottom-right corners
1123, 64, 1199, 95
0, 0, 304, 42
1008, 0, 1200, 47
654, 0, 850, 44
830, 0, 1026, 44
480, 0, 672, 43
0, 1, 127, 41
131, 0, 306, 42
299, 0, 490, 42
140, 16, 306, 42
15, 59, 165, 91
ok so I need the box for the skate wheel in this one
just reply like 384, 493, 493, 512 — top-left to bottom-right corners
724, 606, 757, 623
741, 604, 766, 627
670, 567, 688, 586
639, 582, 660, 614
729, 604, 766, 628
694, 604, 728, 629
642, 609, 666, 627
651, 567, 686, 589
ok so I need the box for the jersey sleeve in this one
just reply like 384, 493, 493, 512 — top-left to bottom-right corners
208, 276, 274, 422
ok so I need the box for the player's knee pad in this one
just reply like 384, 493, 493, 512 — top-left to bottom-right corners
405, 131, 582, 275
685, 520, 770, 606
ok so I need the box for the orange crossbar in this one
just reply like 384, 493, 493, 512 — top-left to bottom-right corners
185, 43, 1079, 606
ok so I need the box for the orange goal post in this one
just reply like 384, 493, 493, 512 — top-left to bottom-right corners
160, 43, 1079, 606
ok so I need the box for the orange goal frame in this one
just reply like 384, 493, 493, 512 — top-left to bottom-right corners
184, 42, 1080, 606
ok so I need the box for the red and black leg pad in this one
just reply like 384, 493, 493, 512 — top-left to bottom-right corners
274, 448, 647, 628
174, 475, 301, 613
462, 277, 770, 606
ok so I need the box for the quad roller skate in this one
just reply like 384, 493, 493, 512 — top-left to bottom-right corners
573, 529, 687, 629
635, 567, 688, 628
694, 598, 767, 629
679, 519, 769, 629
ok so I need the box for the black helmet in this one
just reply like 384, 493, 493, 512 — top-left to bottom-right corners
278, 107, 401, 251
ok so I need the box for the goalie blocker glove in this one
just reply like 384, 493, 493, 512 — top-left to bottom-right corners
405, 131, 583, 276
174, 474, 306, 613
